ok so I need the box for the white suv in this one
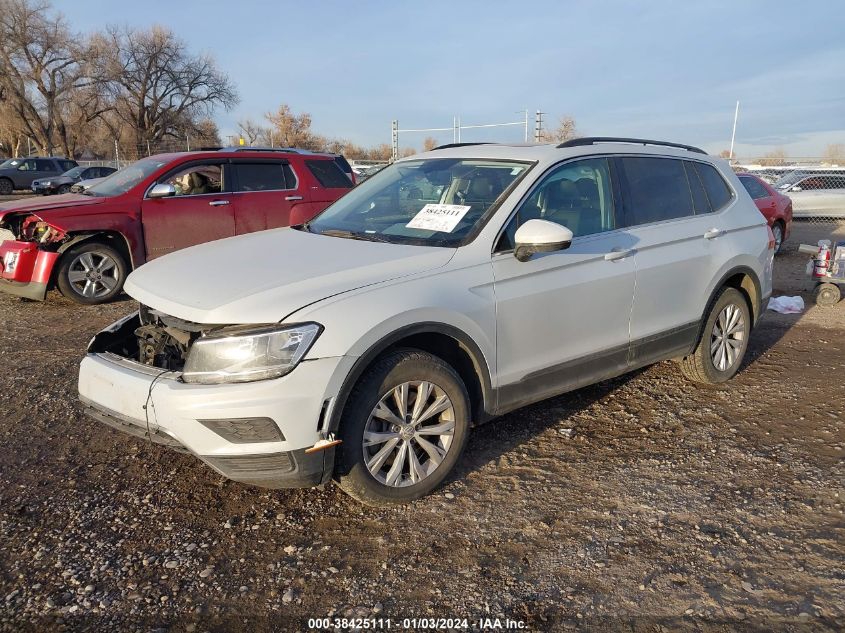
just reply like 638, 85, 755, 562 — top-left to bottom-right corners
79, 138, 774, 505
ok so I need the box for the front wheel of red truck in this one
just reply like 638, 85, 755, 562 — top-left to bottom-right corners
56, 241, 128, 304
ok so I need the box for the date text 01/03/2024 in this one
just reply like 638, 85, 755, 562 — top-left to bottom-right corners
306, 616, 527, 630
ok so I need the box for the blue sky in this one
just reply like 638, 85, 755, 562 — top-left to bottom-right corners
58, 0, 845, 157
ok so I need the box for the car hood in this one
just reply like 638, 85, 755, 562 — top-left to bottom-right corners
0, 193, 104, 221
125, 228, 456, 324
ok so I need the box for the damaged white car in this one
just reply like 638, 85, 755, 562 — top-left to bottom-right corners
79, 138, 774, 505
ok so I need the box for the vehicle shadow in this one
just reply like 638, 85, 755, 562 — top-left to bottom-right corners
451, 368, 643, 482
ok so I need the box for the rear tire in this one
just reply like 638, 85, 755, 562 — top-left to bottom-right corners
0, 178, 12, 195
679, 287, 751, 384
56, 241, 127, 305
815, 283, 841, 307
771, 221, 784, 254
335, 349, 471, 506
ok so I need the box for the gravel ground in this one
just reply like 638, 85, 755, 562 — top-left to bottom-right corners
0, 222, 843, 632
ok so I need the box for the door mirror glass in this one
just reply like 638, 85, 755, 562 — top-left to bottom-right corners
148, 183, 177, 198
514, 219, 573, 262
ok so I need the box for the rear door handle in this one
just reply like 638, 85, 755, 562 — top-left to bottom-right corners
704, 228, 724, 239
209, 200, 230, 207
605, 248, 634, 261
285, 195, 303, 201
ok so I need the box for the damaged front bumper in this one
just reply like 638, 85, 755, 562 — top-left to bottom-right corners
78, 312, 350, 489
0, 239, 58, 300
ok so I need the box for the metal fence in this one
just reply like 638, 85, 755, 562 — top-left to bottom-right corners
732, 158, 845, 222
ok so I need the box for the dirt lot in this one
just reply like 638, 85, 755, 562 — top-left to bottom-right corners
1, 222, 843, 632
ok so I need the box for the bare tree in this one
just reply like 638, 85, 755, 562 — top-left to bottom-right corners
423, 136, 438, 152
237, 118, 267, 145
540, 115, 579, 143
264, 104, 326, 150
757, 148, 786, 166
93, 25, 237, 149
0, 0, 93, 155
822, 144, 845, 164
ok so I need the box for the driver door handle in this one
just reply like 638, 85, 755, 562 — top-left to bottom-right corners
605, 247, 634, 262
285, 195, 303, 201
209, 200, 230, 207
704, 228, 724, 240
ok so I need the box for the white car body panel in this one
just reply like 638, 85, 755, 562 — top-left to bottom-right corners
79, 141, 773, 491
788, 189, 845, 218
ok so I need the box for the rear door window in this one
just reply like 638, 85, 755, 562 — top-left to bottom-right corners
35, 159, 55, 172
620, 157, 693, 225
739, 176, 769, 200
233, 163, 291, 191
60, 160, 77, 171
693, 162, 733, 211
306, 159, 353, 189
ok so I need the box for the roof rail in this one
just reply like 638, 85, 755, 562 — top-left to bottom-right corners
557, 137, 706, 155
432, 142, 495, 151
221, 146, 298, 153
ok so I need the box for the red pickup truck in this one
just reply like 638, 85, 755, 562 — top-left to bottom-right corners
0, 148, 354, 304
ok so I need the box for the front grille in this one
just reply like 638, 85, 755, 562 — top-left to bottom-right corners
198, 417, 284, 443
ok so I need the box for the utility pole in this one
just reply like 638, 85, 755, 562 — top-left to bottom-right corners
524, 109, 529, 143
729, 100, 740, 162
114, 140, 120, 169
391, 120, 399, 162
186, 134, 191, 152
147, 140, 151, 157
534, 110, 544, 143
453, 116, 457, 144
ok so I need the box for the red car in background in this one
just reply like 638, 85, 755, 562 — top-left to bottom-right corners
0, 148, 354, 304
737, 172, 792, 254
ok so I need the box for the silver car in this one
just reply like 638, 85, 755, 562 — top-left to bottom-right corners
776, 171, 845, 218
79, 138, 774, 505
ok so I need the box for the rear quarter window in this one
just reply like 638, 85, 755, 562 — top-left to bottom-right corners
306, 159, 353, 189
693, 162, 733, 211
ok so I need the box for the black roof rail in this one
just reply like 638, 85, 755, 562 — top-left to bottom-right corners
221, 146, 297, 153
557, 137, 706, 155
431, 142, 495, 151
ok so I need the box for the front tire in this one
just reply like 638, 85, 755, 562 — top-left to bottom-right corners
679, 287, 751, 384
0, 178, 12, 195
335, 350, 471, 506
56, 241, 128, 304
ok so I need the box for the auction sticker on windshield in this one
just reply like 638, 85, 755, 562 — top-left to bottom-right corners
406, 204, 471, 233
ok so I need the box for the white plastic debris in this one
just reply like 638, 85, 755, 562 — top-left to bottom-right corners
767, 295, 805, 314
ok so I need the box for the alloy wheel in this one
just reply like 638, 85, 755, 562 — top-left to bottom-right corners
710, 303, 746, 372
67, 251, 120, 299
772, 224, 783, 252
362, 381, 455, 487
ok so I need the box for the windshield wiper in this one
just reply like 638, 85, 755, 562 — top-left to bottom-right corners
318, 229, 393, 243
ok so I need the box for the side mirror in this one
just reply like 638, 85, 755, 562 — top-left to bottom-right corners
514, 219, 573, 262
790, 185, 802, 192
148, 183, 176, 198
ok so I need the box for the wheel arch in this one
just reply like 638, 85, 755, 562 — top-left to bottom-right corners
327, 323, 495, 437
694, 266, 761, 351
52, 231, 134, 288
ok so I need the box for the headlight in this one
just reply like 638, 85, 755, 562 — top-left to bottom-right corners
3, 251, 19, 273
182, 323, 321, 384
42, 181, 51, 186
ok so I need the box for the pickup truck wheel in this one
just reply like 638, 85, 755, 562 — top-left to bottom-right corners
679, 287, 751, 384
56, 242, 127, 304
335, 350, 471, 506
0, 178, 12, 195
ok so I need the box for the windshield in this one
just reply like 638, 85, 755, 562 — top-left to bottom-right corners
306, 158, 531, 246
61, 166, 85, 178
86, 158, 167, 197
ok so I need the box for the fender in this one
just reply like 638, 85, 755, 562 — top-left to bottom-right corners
325, 322, 495, 437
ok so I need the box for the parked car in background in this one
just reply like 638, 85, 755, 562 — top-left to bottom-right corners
79, 138, 774, 505
70, 176, 110, 194
0, 157, 78, 195
32, 165, 117, 195
737, 173, 792, 253
0, 147, 353, 304
774, 171, 845, 219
